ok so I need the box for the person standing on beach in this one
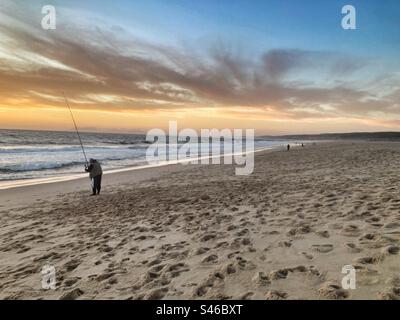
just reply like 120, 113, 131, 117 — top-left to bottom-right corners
85, 158, 103, 196
287, 144, 290, 151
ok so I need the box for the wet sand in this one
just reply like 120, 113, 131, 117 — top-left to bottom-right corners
0, 142, 399, 300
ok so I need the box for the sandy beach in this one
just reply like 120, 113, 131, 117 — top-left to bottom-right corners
0, 142, 399, 300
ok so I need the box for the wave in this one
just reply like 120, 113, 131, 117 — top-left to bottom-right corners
0, 137, 148, 147
0, 144, 140, 154
0, 161, 84, 173
0, 146, 82, 154
0, 154, 133, 173
118, 140, 152, 145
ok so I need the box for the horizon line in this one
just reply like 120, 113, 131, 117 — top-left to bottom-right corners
1, 127, 400, 138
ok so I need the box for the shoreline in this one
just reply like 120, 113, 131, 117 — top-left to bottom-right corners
0, 145, 292, 210
0, 145, 284, 191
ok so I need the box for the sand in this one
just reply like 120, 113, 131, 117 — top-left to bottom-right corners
0, 142, 399, 300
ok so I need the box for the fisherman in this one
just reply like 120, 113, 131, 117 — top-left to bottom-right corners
85, 158, 103, 195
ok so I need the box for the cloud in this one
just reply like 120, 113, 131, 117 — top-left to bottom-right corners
0, 2, 399, 122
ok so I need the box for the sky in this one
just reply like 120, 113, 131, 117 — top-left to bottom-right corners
0, 0, 399, 135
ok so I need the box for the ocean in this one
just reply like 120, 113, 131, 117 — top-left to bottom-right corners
0, 129, 292, 183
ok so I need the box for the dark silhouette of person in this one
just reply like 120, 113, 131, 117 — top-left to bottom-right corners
287, 144, 290, 151
85, 158, 103, 195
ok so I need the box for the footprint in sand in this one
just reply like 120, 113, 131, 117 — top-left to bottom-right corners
235, 256, 256, 270
278, 240, 292, 248
287, 225, 312, 236
385, 222, 400, 229
353, 264, 378, 276
316, 230, 330, 238
301, 252, 314, 260
265, 290, 288, 300
239, 292, 254, 300
202, 254, 219, 264
224, 263, 236, 275
134, 235, 148, 241
311, 244, 333, 253
200, 234, 216, 242
341, 224, 361, 237
346, 243, 362, 253
193, 272, 222, 298
194, 285, 209, 297
235, 228, 249, 237
142, 270, 160, 284
147, 258, 162, 267
16, 246, 31, 254
381, 245, 399, 256
149, 264, 165, 273
108, 277, 118, 285
63, 277, 80, 287
163, 263, 190, 278
268, 265, 309, 280
268, 268, 289, 280
252, 271, 271, 286
95, 272, 116, 282
215, 241, 229, 249
195, 247, 210, 255
377, 287, 400, 300
366, 216, 380, 223
318, 281, 349, 299
63, 259, 81, 272
145, 287, 168, 300
385, 276, 400, 287
355, 256, 381, 265
359, 233, 379, 241
59, 288, 84, 300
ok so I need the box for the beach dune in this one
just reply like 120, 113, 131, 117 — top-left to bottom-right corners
0, 142, 399, 300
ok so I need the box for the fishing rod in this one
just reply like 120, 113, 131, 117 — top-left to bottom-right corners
62, 92, 88, 165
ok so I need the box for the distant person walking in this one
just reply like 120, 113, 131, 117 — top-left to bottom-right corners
287, 144, 290, 151
85, 158, 103, 196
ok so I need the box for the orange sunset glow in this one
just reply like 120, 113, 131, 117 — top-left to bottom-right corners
1, 1, 400, 135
